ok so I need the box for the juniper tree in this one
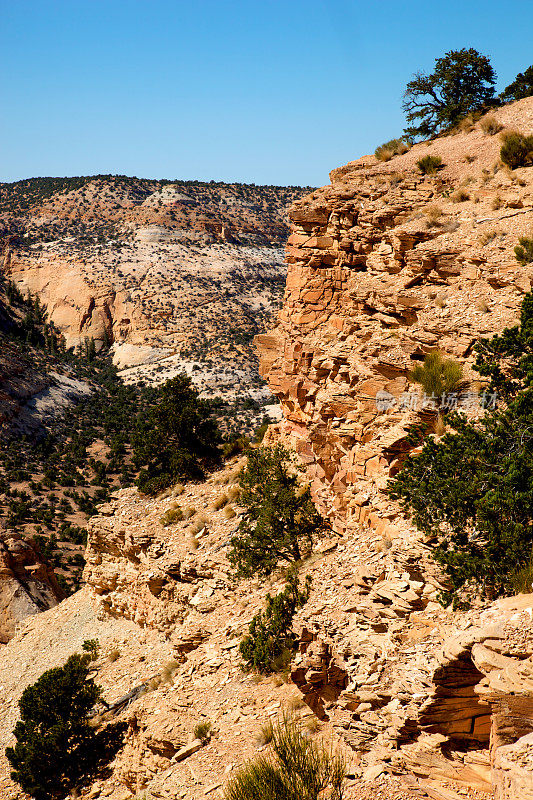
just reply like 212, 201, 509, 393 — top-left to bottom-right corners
228, 445, 325, 578
240, 570, 311, 673
403, 48, 496, 138
133, 374, 221, 495
389, 289, 533, 599
6, 653, 125, 800
500, 65, 533, 102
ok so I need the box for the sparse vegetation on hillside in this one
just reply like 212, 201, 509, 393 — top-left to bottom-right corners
409, 351, 464, 402
515, 236, 533, 265
228, 445, 326, 579
390, 289, 533, 599
403, 48, 497, 138
224, 715, 345, 800
6, 653, 125, 800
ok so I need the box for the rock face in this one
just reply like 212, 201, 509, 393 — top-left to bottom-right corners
258, 96, 533, 542
0, 530, 63, 642
257, 96, 533, 797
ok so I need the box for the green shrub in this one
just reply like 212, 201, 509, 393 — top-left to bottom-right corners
224, 715, 345, 800
409, 351, 463, 401
240, 571, 311, 674
403, 48, 496, 138
82, 639, 99, 662
389, 291, 533, 598
5, 654, 125, 800
515, 236, 533, 265
375, 138, 409, 161
417, 155, 443, 175
228, 445, 326, 579
500, 131, 533, 169
193, 720, 212, 743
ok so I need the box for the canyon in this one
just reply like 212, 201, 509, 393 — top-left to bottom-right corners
1, 178, 308, 403
0, 96, 533, 799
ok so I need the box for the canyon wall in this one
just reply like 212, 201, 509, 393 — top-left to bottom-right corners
258, 95, 533, 540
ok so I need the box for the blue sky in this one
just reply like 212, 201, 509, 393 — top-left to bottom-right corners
1, 0, 532, 186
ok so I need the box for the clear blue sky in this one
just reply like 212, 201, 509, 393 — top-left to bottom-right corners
1, 0, 532, 186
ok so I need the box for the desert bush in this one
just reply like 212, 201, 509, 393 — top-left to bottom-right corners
515, 236, 533, 265
5, 653, 125, 800
424, 203, 443, 224
479, 228, 500, 245
160, 505, 183, 527
476, 298, 490, 313
189, 535, 199, 550
374, 138, 409, 161
193, 721, 212, 743
480, 114, 502, 135
409, 350, 463, 401
451, 188, 470, 203
82, 638, 99, 662
491, 195, 502, 210
182, 505, 196, 519
417, 155, 442, 175
224, 505, 237, 520
224, 715, 345, 800
240, 571, 311, 674
228, 445, 326, 579
500, 131, 533, 169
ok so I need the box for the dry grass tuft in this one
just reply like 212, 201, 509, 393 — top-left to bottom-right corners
227, 484, 241, 502
480, 114, 503, 135
108, 649, 121, 663
256, 719, 274, 746
212, 493, 229, 511
223, 505, 237, 520
476, 298, 491, 313
160, 504, 183, 527
451, 188, 470, 203
479, 228, 501, 246
424, 203, 443, 225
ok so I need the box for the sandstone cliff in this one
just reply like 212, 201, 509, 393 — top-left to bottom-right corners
1, 100, 533, 800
